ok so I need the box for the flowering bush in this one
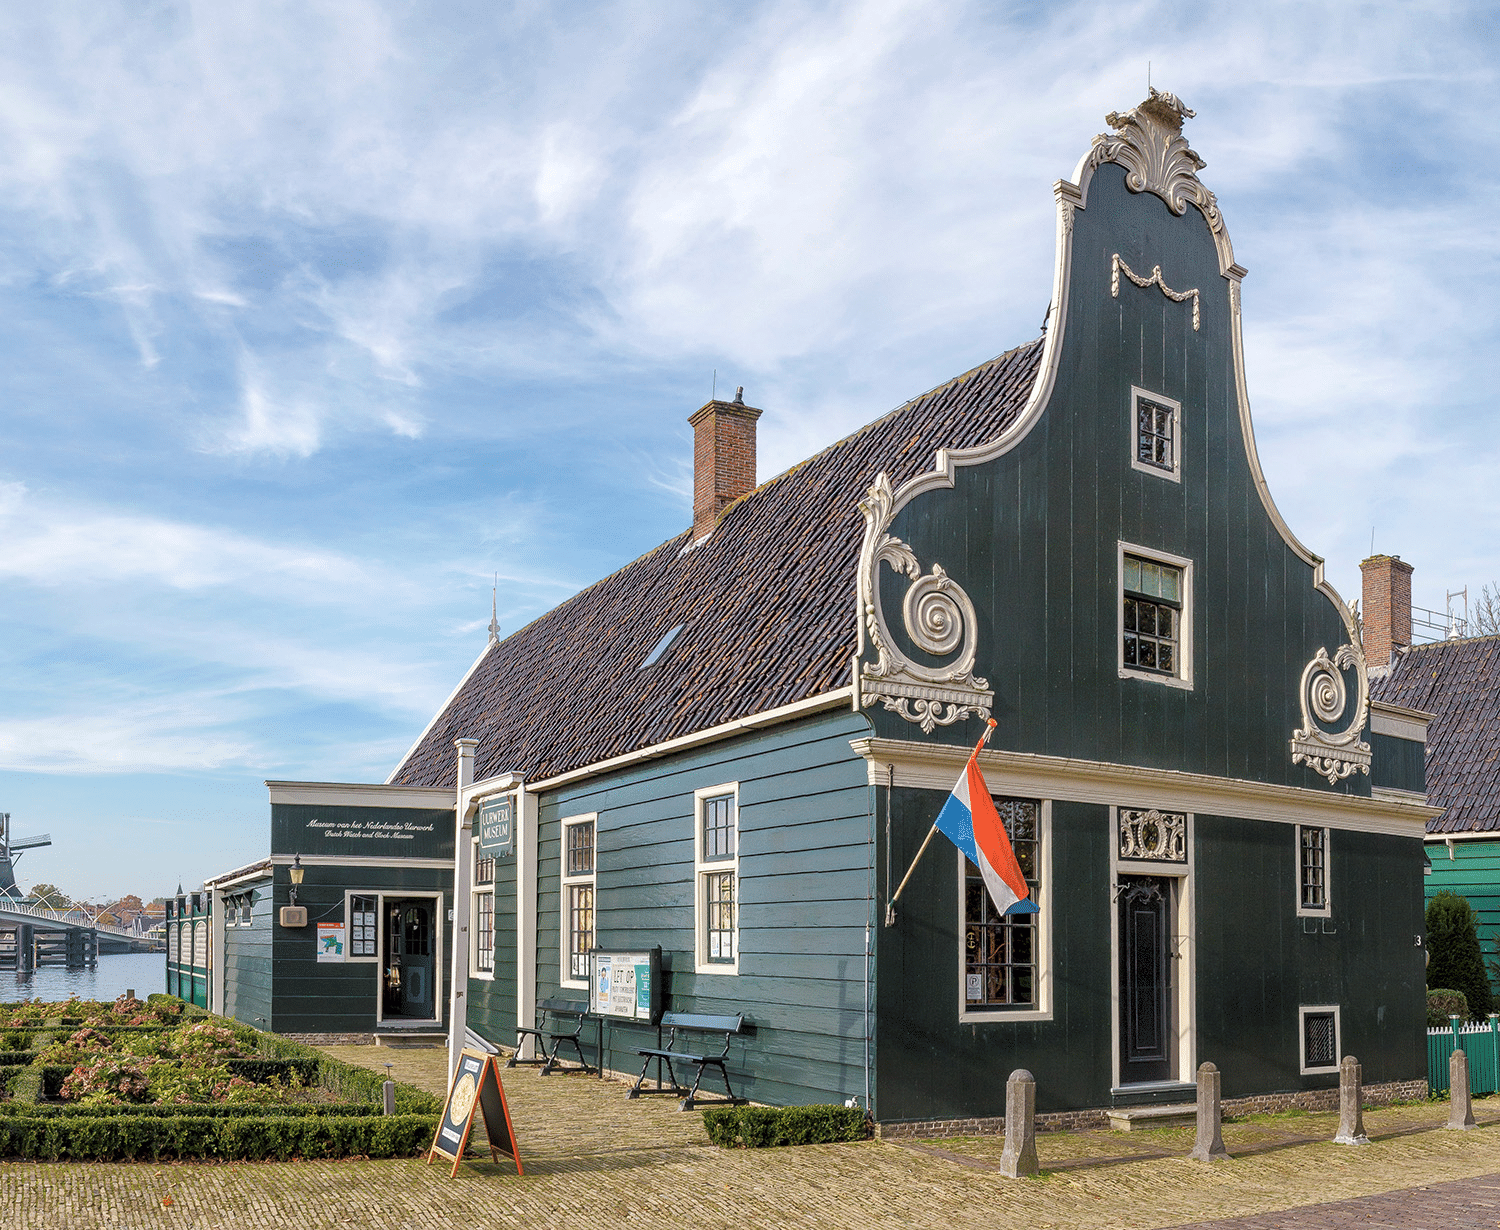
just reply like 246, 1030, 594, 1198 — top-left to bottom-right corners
37, 1027, 116, 1065
169, 1021, 250, 1064
59, 1057, 152, 1105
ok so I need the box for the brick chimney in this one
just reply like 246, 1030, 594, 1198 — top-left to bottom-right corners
1360, 554, 1413, 672
688, 386, 762, 540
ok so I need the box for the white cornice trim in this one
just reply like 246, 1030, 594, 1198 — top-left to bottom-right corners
849, 737, 1438, 838
1372, 786, 1428, 806
1369, 710, 1431, 742
1424, 831, 1499, 844
266, 854, 454, 870
204, 860, 273, 889
384, 641, 495, 785
266, 781, 455, 809
528, 688, 857, 794
1371, 700, 1436, 723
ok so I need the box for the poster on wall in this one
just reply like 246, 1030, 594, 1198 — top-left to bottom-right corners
589, 948, 661, 1024
316, 922, 346, 962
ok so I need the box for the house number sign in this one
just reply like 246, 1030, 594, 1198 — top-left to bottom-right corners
1118, 809, 1187, 863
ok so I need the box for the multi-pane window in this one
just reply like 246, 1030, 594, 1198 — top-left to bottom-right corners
1299, 827, 1329, 913
350, 894, 378, 958
225, 897, 237, 928
1123, 554, 1183, 677
240, 900, 251, 926
964, 799, 1040, 1010
1137, 397, 1175, 471
561, 816, 597, 985
696, 788, 739, 971
475, 891, 495, 974
474, 847, 495, 886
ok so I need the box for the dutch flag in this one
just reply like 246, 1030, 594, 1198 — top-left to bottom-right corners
935, 748, 1038, 916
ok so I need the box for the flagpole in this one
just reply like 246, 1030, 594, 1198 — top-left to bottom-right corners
884, 719, 996, 927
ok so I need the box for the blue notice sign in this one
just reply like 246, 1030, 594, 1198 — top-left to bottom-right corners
477, 797, 514, 856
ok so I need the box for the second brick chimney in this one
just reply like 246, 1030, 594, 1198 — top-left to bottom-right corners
689, 386, 762, 541
1360, 554, 1414, 672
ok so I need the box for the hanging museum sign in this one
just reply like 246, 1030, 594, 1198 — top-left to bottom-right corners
477, 796, 515, 857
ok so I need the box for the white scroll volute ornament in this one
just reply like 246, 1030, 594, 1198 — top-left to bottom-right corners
1290, 637, 1371, 784
857, 474, 994, 733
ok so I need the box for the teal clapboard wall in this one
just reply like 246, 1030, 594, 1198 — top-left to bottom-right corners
1426, 838, 1500, 995
865, 164, 1361, 797
468, 820, 519, 1046
221, 876, 274, 1031
464, 708, 877, 1108
267, 863, 452, 1034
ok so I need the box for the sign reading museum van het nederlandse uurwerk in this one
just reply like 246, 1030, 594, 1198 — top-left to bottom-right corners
271, 804, 455, 860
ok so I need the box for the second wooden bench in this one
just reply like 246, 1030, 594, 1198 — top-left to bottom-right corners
628, 1011, 747, 1110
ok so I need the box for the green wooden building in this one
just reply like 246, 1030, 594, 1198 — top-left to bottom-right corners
364, 91, 1433, 1126
201, 782, 455, 1041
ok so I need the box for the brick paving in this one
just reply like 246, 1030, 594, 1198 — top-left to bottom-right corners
4, 1043, 1500, 1229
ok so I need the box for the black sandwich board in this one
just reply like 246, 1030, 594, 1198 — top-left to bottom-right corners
428, 1047, 523, 1177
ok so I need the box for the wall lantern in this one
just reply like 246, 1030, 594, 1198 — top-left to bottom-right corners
289, 854, 305, 905
279, 855, 309, 929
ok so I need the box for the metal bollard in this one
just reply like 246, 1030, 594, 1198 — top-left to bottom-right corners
1448, 1048, 1477, 1130
998, 1068, 1039, 1178
1188, 1061, 1229, 1160
1334, 1055, 1368, 1145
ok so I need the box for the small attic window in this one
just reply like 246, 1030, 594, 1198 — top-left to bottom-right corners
639, 624, 684, 670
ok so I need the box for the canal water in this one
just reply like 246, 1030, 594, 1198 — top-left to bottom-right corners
3, 951, 165, 1004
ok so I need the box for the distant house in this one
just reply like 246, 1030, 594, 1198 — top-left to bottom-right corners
377, 90, 1433, 1127
1365, 556, 1500, 989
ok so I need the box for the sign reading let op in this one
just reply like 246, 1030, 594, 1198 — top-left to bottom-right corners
477, 797, 514, 857
590, 948, 662, 1024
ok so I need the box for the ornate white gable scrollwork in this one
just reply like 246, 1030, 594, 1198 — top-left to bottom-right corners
1111, 255, 1200, 330
1118, 809, 1187, 863
1290, 635, 1372, 784
1083, 88, 1224, 237
856, 473, 994, 733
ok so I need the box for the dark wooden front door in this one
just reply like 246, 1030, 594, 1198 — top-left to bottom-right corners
1118, 875, 1172, 1084
382, 899, 436, 1020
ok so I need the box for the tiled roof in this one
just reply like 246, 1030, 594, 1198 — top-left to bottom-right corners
1371, 636, 1500, 833
390, 338, 1044, 788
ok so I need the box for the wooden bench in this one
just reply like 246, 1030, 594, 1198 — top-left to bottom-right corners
628, 1011, 746, 1110
508, 997, 596, 1075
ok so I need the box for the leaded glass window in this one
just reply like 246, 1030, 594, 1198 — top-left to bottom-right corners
561, 816, 597, 983
1299, 827, 1328, 911
705, 870, 736, 963
475, 891, 495, 973
964, 799, 1040, 1010
1137, 396, 1176, 471
1123, 554, 1183, 676
701, 795, 735, 861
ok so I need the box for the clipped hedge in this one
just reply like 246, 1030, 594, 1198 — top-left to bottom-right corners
0, 1111, 436, 1161
4, 1102, 382, 1119
703, 1104, 871, 1148
253, 1034, 442, 1116
1428, 988, 1470, 1028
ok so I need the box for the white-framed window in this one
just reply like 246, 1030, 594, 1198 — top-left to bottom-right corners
472, 838, 495, 979
1299, 1004, 1341, 1074
1297, 826, 1331, 917
1130, 386, 1182, 482
694, 783, 739, 974
192, 921, 207, 968
1118, 541, 1194, 690
559, 813, 596, 988
241, 898, 252, 926
224, 898, 237, 928
346, 893, 379, 962
959, 799, 1053, 1022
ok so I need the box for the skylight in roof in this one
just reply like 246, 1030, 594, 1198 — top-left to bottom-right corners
639, 624, 684, 670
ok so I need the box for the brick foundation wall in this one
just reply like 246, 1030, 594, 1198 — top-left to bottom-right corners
874, 1078, 1430, 1139
276, 1032, 376, 1046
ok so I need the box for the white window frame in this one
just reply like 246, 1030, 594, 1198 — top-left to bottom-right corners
1296, 825, 1332, 918
1299, 1003, 1341, 1075
372, 892, 444, 1027
694, 782, 740, 975
1130, 386, 1182, 483
343, 890, 381, 964
957, 799, 1053, 1023
471, 836, 496, 981
1118, 541, 1194, 691
559, 813, 597, 990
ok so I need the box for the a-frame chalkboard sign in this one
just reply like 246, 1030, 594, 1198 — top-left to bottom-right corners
427, 1047, 524, 1177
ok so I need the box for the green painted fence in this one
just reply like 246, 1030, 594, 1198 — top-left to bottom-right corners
1428, 1014, 1500, 1095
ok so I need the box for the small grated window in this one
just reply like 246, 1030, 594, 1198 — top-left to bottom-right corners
1303, 1010, 1337, 1070
639, 624, 684, 670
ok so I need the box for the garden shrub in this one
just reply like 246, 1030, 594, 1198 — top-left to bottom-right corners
1427, 891, 1495, 1019
59, 1057, 151, 1105
1428, 988, 1470, 1027
703, 1104, 871, 1148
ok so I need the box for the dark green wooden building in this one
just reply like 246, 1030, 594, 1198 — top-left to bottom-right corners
380, 91, 1434, 1126
202, 782, 455, 1040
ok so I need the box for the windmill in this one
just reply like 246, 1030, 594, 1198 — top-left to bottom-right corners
0, 813, 52, 902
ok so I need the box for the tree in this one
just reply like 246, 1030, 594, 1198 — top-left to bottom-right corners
27, 883, 73, 909
1472, 583, 1500, 636
1427, 890, 1495, 1019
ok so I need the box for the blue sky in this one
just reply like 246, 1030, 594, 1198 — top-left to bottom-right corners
1, 1, 1496, 900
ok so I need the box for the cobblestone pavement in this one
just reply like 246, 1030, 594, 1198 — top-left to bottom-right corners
6, 1043, 1500, 1230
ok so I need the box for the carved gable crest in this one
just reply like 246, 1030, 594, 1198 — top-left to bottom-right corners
1084, 88, 1224, 236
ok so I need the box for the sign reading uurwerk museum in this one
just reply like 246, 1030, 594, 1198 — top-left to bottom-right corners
272, 804, 455, 860
477, 797, 514, 857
